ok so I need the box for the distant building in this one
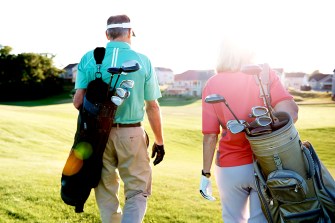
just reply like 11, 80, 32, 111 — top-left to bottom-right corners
308, 73, 333, 91
272, 68, 285, 85
60, 63, 78, 83
164, 70, 215, 96
282, 72, 309, 90
155, 67, 174, 85
332, 69, 335, 100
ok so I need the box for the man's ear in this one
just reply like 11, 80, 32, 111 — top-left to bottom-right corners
105, 31, 110, 40
128, 29, 132, 38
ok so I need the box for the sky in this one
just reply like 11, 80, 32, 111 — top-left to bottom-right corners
0, 0, 334, 74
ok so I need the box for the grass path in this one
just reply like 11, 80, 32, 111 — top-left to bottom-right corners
0, 98, 334, 222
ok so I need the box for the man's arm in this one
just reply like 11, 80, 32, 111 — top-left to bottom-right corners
73, 89, 86, 110
145, 100, 163, 145
274, 99, 299, 123
202, 134, 218, 173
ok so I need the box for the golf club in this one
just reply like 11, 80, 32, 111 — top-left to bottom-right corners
115, 88, 127, 99
111, 96, 124, 106
226, 120, 247, 134
249, 106, 268, 118
123, 88, 130, 98
107, 60, 140, 92
119, 80, 135, 89
111, 72, 127, 93
249, 116, 272, 128
205, 94, 251, 135
241, 64, 279, 125
205, 94, 242, 124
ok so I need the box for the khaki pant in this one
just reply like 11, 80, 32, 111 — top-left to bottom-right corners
95, 126, 152, 223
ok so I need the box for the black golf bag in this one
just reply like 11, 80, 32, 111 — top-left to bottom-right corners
61, 47, 117, 213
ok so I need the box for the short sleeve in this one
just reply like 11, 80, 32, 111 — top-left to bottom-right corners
143, 58, 161, 101
202, 83, 221, 134
75, 53, 91, 89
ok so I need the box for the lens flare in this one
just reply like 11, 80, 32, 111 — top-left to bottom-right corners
74, 142, 93, 160
62, 149, 83, 176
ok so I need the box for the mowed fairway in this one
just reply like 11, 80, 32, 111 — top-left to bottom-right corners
0, 99, 334, 223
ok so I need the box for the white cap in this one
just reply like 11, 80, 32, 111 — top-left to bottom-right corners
107, 22, 132, 29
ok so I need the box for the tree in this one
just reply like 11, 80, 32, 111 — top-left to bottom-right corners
0, 45, 64, 101
0, 45, 12, 57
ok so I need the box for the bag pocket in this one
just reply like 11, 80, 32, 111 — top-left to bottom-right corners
280, 199, 323, 223
267, 169, 308, 202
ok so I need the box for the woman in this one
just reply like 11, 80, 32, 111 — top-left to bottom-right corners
200, 37, 298, 223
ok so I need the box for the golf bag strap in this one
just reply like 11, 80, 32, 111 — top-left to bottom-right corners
94, 47, 106, 65
93, 47, 106, 78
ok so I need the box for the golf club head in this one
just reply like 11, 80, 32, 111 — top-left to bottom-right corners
119, 88, 130, 98
115, 88, 127, 98
111, 96, 124, 106
205, 94, 226, 104
241, 64, 262, 76
227, 122, 246, 134
124, 89, 130, 98
121, 60, 141, 73
120, 80, 134, 89
107, 60, 140, 75
107, 67, 122, 74
249, 106, 269, 118
255, 116, 272, 127
227, 120, 246, 126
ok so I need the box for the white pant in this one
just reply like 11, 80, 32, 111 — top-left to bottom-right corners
215, 163, 267, 223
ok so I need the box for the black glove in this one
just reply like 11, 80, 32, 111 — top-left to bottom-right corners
151, 143, 165, 166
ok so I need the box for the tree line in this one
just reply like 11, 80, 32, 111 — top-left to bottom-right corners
0, 45, 64, 101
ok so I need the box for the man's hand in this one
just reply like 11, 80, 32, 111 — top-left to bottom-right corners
199, 175, 216, 201
151, 143, 165, 165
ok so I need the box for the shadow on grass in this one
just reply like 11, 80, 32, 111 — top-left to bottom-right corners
0, 93, 73, 107
0, 94, 200, 107
158, 96, 200, 106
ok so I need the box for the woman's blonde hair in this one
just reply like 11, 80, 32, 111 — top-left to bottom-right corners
216, 35, 255, 73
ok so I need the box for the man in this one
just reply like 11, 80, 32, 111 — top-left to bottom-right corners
73, 14, 165, 223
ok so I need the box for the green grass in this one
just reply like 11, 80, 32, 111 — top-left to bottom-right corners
0, 96, 334, 223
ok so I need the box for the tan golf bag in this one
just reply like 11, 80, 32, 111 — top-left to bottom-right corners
248, 111, 335, 223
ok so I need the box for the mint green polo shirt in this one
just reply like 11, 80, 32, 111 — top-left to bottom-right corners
75, 41, 162, 123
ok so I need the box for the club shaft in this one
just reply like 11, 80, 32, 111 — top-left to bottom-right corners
107, 74, 115, 97
224, 102, 242, 124
112, 74, 121, 92
257, 75, 277, 124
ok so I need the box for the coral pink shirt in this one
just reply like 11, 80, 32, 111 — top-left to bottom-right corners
202, 71, 293, 167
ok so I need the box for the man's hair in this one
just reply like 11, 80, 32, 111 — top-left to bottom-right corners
216, 36, 255, 73
106, 14, 131, 39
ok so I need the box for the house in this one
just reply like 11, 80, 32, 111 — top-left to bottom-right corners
282, 72, 309, 90
164, 70, 215, 97
60, 63, 78, 83
155, 67, 174, 85
308, 73, 333, 91
332, 69, 335, 100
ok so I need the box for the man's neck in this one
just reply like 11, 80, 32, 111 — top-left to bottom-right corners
111, 37, 131, 44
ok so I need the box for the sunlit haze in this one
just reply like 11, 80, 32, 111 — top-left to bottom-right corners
1, 0, 334, 74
